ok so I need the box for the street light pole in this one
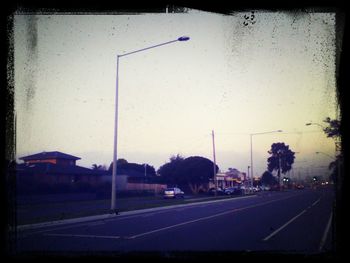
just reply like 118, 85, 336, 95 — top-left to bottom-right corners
111, 55, 120, 212
247, 165, 250, 182
212, 130, 218, 195
111, 36, 190, 211
250, 130, 282, 191
250, 134, 253, 189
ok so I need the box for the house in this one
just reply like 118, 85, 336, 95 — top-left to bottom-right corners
17, 151, 105, 185
20, 151, 81, 166
17, 151, 166, 194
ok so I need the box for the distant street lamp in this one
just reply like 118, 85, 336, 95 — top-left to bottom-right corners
305, 122, 325, 129
250, 130, 282, 189
111, 36, 190, 211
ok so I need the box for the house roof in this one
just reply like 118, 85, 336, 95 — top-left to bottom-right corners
19, 151, 81, 161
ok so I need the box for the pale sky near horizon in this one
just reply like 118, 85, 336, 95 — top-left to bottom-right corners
13, 9, 339, 180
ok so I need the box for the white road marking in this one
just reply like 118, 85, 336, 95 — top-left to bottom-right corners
45, 233, 121, 239
319, 211, 333, 251
262, 196, 323, 242
311, 198, 321, 207
262, 209, 307, 241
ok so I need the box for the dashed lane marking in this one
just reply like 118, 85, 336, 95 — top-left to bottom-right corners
262, 209, 307, 241
319, 211, 333, 251
262, 196, 322, 242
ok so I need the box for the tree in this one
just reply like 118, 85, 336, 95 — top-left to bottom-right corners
91, 164, 107, 171
323, 117, 342, 185
108, 158, 129, 172
178, 156, 219, 194
107, 159, 156, 177
323, 117, 341, 140
157, 154, 185, 186
260, 171, 278, 186
267, 142, 295, 190
157, 155, 219, 194
108, 158, 128, 172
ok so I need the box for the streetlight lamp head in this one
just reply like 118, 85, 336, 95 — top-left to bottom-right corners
277, 130, 283, 132
305, 123, 312, 126
178, 36, 190, 41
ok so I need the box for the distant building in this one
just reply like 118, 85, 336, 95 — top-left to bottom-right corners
210, 168, 247, 189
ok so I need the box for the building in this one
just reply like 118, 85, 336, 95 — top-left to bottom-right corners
16, 151, 166, 194
20, 151, 81, 166
210, 168, 247, 189
17, 151, 105, 185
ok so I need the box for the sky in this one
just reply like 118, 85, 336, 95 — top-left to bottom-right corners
13, 9, 339, 180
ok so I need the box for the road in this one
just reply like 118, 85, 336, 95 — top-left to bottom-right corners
14, 187, 335, 255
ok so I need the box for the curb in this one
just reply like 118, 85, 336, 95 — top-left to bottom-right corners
17, 194, 257, 231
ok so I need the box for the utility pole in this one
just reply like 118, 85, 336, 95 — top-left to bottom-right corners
247, 165, 250, 185
278, 154, 282, 190
110, 36, 190, 212
212, 130, 218, 195
250, 134, 253, 189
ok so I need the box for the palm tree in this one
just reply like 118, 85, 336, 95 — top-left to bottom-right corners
267, 142, 295, 190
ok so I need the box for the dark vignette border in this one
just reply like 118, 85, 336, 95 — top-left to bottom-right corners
2, 1, 348, 262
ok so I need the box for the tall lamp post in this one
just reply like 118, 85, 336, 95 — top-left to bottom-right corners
250, 130, 282, 189
111, 36, 190, 211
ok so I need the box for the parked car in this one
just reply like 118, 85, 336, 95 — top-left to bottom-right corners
253, 186, 261, 192
224, 186, 243, 195
163, 187, 185, 199
260, 185, 271, 191
208, 187, 225, 195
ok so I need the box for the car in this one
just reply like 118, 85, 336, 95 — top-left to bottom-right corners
253, 186, 261, 192
260, 185, 271, 191
224, 186, 243, 195
163, 187, 185, 199
208, 187, 225, 195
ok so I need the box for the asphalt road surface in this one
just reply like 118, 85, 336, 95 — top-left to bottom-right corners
14, 187, 335, 256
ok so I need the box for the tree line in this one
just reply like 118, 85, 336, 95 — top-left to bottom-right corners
93, 116, 340, 194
